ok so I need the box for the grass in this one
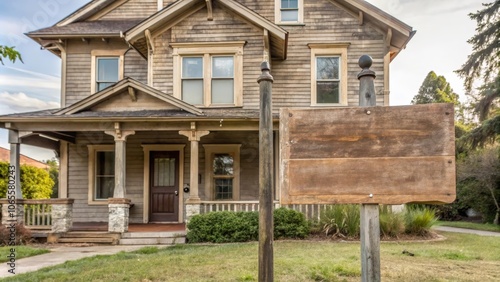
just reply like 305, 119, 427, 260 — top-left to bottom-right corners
0, 245, 49, 263
1, 232, 500, 282
436, 221, 500, 233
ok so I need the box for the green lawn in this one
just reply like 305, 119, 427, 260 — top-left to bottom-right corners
2, 232, 500, 282
0, 246, 49, 263
437, 221, 500, 232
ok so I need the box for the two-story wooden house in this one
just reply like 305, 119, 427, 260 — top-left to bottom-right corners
0, 0, 413, 236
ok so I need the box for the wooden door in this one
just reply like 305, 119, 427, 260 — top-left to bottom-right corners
150, 151, 179, 222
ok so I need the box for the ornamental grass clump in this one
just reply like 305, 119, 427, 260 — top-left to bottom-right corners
404, 206, 438, 236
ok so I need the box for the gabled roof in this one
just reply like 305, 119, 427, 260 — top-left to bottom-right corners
125, 0, 288, 60
56, 77, 203, 116
332, 0, 415, 60
26, 20, 141, 39
56, 0, 119, 26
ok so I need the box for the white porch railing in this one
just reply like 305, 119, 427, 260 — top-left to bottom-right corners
200, 201, 334, 221
24, 201, 52, 229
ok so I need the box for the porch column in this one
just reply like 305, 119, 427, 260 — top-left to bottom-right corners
6, 130, 24, 225
180, 123, 209, 220
105, 124, 135, 233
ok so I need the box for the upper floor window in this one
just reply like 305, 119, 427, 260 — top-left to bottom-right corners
172, 42, 244, 107
96, 57, 119, 91
276, 0, 303, 24
308, 43, 349, 106
91, 50, 125, 93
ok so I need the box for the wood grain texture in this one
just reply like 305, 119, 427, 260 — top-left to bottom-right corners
280, 104, 456, 205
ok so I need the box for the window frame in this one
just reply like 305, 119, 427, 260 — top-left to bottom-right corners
275, 0, 304, 25
172, 42, 244, 107
88, 145, 115, 205
91, 50, 125, 94
203, 144, 241, 201
308, 43, 349, 106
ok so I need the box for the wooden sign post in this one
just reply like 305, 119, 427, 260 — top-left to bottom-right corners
280, 56, 455, 282
258, 61, 274, 282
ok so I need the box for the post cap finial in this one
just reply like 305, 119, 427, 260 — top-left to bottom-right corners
358, 55, 373, 69
257, 61, 274, 83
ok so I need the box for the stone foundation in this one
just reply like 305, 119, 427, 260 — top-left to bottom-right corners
0, 200, 25, 226
108, 198, 131, 233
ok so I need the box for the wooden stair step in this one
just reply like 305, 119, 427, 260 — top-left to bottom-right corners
61, 232, 120, 239
58, 237, 117, 244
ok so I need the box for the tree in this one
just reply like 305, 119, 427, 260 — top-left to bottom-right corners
44, 159, 59, 198
411, 71, 461, 106
457, 147, 500, 224
0, 45, 23, 65
456, 1, 500, 148
0, 162, 54, 199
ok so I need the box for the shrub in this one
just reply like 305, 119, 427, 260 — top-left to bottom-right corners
186, 211, 259, 243
274, 208, 309, 239
379, 208, 405, 238
187, 208, 310, 243
0, 162, 54, 199
404, 206, 438, 236
320, 205, 360, 238
0, 224, 32, 246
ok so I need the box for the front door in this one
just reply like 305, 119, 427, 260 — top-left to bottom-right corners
150, 151, 179, 222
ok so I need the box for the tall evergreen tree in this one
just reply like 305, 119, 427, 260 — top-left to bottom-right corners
456, 1, 500, 148
411, 71, 460, 105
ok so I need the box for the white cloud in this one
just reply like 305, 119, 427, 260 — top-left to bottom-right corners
0, 92, 59, 113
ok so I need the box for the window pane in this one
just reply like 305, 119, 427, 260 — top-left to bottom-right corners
317, 57, 339, 80
97, 58, 119, 81
281, 10, 298, 21
212, 56, 234, 78
95, 151, 114, 200
213, 154, 233, 175
96, 176, 114, 199
182, 57, 203, 78
281, 0, 298, 8
214, 178, 233, 200
97, 82, 115, 91
317, 81, 340, 103
182, 80, 203, 104
212, 79, 234, 104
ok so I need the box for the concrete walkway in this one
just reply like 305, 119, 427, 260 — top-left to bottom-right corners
0, 245, 152, 278
433, 226, 500, 237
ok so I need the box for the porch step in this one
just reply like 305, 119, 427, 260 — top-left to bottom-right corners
119, 231, 186, 245
57, 232, 121, 245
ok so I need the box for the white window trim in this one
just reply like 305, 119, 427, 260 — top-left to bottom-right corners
308, 43, 349, 106
275, 0, 304, 25
87, 144, 114, 205
171, 42, 244, 107
90, 50, 126, 94
203, 144, 241, 201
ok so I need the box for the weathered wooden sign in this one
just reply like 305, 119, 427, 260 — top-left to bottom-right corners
280, 103, 456, 205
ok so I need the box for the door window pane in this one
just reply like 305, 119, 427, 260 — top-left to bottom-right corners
154, 158, 176, 187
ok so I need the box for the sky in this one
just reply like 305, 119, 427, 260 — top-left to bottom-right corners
0, 0, 487, 161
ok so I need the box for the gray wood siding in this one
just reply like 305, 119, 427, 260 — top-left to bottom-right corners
124, 49, 148, 84
100, 0, 158, 20
65, 53, 91, 107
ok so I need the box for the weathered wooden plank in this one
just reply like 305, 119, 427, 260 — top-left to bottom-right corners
281, 156, 456, 204
284, 104, 455, 159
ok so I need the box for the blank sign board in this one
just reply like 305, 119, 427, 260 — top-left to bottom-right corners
280, 104, 456, 205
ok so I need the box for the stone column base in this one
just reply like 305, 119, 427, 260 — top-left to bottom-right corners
51, 199, 74, 233
185, 204, 201, 223
0, 200, 25, 226
108, 198, 131, 233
